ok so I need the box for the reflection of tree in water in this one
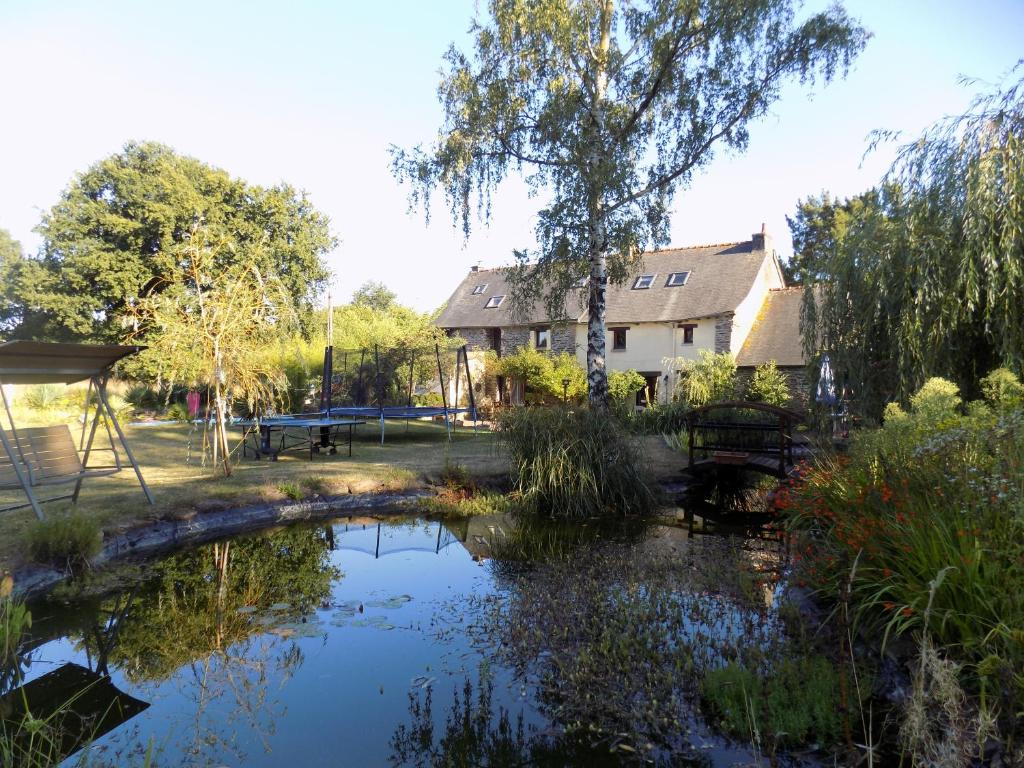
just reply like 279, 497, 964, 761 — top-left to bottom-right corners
76, 526, 339, 764
463, 532, 786, 762
389, 667, 685, 768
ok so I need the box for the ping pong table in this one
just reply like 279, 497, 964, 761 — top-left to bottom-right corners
236, 416, 365, 461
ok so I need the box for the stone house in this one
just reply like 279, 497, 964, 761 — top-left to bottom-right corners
435, 227, 809, 407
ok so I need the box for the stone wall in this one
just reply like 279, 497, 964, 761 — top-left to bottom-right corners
551, 324, 577, 354
457, 327, 490, 351
500, 327, 531, 356
714, 313, 734, 354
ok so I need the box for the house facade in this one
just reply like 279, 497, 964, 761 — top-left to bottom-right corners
435, 227, 809, 407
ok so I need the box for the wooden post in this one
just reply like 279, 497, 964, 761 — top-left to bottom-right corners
687, 413, 695, 470
461, 344, 478, 429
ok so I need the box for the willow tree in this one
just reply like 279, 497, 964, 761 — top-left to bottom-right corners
799, 68, 1024, 416
392, 0, 867, 407
128, 225, 296, 475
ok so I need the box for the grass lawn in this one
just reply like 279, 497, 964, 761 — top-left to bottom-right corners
0, 418, 504, 572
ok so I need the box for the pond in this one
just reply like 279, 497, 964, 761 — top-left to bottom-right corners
10, 512, 805, 766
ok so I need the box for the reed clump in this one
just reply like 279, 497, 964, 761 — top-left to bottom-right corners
498, 406, 659, 518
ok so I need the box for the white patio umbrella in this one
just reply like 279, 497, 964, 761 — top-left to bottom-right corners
816, 353, 838, 406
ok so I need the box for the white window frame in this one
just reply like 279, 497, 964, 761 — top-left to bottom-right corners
484, 295, 505, 308
534, 326, 551, 349
666, 271, 690, 287
471, 283, 488, 295
632, 274, 656, 290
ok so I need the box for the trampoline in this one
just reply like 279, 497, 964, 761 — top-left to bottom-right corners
236, 416, 364, 461
313, 342, 480, 444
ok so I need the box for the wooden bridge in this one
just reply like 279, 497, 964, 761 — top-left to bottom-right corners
683, 401, 807, 479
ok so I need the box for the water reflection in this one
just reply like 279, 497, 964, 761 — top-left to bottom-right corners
15, 513, 794, 766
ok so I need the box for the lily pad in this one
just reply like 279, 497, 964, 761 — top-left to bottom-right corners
366, 595, 413, 610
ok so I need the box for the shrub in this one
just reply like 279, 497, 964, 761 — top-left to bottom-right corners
499, 406, 659, 518
980, 367, 1024, 410
165, 401, 191, 422
277, 481, 303, 500
909, 377, 961, 423
701, 656, 844, 749
608, 369, 646, 406
124, 384, 160, 410
20, 384, 69, 411
676, 350, 737, 407
745, 361, 790, 407
27, 514, 102, 569
495, 348, 586, 404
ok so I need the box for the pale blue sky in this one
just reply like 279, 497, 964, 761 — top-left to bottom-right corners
1, 1, 1021, 311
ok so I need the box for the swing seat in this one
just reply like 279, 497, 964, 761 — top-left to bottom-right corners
0, 424, 119, 490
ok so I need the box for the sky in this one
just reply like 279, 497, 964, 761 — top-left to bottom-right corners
1, 0, 1022, 312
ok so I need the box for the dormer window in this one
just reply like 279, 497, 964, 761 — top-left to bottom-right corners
485, 295, 505, 308
632, 274, 656, 290
471, 284, 488, 295
666, 271, 690, 287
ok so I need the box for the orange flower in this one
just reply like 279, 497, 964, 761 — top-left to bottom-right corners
883, 601, 896, 611
882, 567, 893, 578
901, 606, 914, 617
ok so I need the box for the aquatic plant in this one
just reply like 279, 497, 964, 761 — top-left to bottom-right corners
498, 406, 659, 518
700, 656, 844, 750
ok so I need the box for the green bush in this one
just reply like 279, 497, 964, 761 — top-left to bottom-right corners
701, 657, 843, 748
495, 347, 586, 404
745, 361, 791, 407
607, 369, 646, 405
980, 367, 1024, 410
499, 406, 659, 518
908, 377, 961, 423
124, 384, 161, 410
20, 384, 69, 411
27, 514, 102, 569
165, 401, 191, 422
277, 482, 303, 500
676, 350, 737, 407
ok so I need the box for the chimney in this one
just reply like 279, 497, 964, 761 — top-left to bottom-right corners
751, 223, 771, 252
470, 264, 479, 272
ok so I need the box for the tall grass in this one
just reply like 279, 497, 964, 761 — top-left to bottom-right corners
499, 406, 659, 518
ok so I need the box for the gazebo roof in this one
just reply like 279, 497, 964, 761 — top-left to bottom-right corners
0, 341, 143, 385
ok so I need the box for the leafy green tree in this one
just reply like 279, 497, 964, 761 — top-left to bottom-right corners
392, 0, 867, 407
0, 228, 27, 336
10, 141, 334, 342
801, 70, 1024, 415
784, 193, 853, 285
745, 361, 791, 407
351, 281, 398, 311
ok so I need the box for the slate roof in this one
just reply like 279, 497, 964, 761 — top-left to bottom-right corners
735, 288, 807, 368
435, 240, 769, 328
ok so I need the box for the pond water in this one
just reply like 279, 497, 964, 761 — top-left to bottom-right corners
13, 512, 801, 767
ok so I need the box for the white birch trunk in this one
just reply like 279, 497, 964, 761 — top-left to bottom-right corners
586, 0, 614, 409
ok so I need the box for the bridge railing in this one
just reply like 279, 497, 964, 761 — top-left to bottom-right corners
684, 401, 803, 476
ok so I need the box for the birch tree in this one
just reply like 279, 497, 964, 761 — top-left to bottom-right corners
392, 0, 867, 407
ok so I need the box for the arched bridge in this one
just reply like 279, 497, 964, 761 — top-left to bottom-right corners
683, 401, 808, 479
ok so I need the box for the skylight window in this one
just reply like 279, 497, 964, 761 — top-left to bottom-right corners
666, 271, 690, 287
632, 274, 656, 290
485, 295, 505, 308
471, 283, 488, 295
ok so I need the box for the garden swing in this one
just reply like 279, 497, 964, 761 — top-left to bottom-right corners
0, 341, 155, 520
